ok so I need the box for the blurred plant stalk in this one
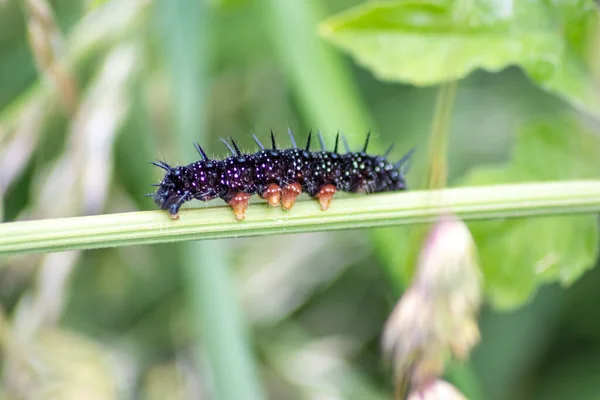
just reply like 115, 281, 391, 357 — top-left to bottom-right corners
1, 0, 150, 199
24, 0, 79, 116
404, 79, 458, 299
1, 1, 143, 397
426, 82, 457, 191
382, 214, 482, 399
0, 97, 49, 199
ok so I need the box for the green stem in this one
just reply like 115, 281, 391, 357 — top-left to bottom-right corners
405, 81, 459, 286
184, 239, 265, 400
403, 81, 459, 287
156, 0, 265, 399
426, 81, 457, 190
262, 0, 373, 135
2, 180, 600, 255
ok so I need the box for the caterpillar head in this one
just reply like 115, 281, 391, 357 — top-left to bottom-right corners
348, 148, 413, 193
375, 150, 414, 192
381, 147, 415, 191
151, 160, 220, 217
151, 162, 193, 216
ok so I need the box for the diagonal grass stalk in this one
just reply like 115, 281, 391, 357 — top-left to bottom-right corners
2, 180, 600, 256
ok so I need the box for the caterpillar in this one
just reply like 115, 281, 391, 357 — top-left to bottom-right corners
150, 130, 414, 221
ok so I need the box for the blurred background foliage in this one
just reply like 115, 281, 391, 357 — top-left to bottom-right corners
1, 0, 600, 399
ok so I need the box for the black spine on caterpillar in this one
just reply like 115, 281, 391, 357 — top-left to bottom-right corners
150, 130, 413, 220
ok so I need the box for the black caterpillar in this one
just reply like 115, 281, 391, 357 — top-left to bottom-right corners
151, 130, 413, 220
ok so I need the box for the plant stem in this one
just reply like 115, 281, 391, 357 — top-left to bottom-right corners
406, 81, 459, 277
156, 0, 265, 399
262, 0, 373, 136
426, 81, 457, 190
403, 81, 459, 286
2, 180, 600, 256
184, 239, 265, 400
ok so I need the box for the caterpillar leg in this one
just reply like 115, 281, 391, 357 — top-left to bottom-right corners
168, 204, 180, 220
227, 192, 251, 221
261, 183, 282, 207
167, 191, 190, 220
316, 184, 336, 211
281, 182, 302, 210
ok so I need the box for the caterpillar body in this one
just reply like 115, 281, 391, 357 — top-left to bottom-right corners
151, 130, 413, 221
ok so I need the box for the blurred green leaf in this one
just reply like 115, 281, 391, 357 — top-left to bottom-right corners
318, 0, 600, 116
460, 116, 600, 310
210, 0, 247, 8
86, 0, 110, 10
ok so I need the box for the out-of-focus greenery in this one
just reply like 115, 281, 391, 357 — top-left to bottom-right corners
1, 0, 600, 399
462, 118, 600, 309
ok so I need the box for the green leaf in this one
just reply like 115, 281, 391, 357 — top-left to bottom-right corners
318, 0, 600, 116
459, 116, 600, 310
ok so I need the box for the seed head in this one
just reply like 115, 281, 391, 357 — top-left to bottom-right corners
382, 214, 482, 394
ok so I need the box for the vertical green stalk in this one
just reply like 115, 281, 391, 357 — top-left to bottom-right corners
156, 1, 265, 399
405, 81, 459, 274
426, 81, 457, 190
395, 80, 458, 283
261, 0, 373, 136
184, 240, 266, 400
